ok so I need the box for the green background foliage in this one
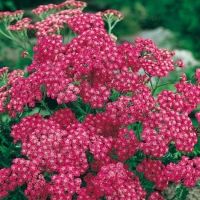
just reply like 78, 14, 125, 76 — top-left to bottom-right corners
1, 0, 200, 58
0, 1, 200, 199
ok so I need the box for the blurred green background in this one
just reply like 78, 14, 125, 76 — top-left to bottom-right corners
1, 0, 200, 57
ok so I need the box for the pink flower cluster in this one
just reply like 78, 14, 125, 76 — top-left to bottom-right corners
165, 156, 200, 188
0, 69, 24, 115
11, 112, 89, 175
78, 163, 147, 200
135, 37, 176, 77
149, 192, 164, 200
137, 157, 200, 190
7, 18, 32, 32
0, 158, 49, 199
0, 110, 144, 199
137, 159, 168, 191
195, 68, 200, 85
143, 108, 197, 153
67, 13, 105, 34
32, 0, 86, 16
139, 128, 168, 158
3, 1, 86, 36
99, 9, 124, 21
0, 66, 9, 77
0, 10, 24, 23
174, 73, 200, 113
1, 0, 200, 199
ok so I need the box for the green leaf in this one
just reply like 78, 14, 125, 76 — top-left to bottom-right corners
171, 184, 189, 200
125, 150, 145, 170
196, 179, 200, 186
86, 150, 94, 163
162, 152, 180, 165
0, 134, 9, 146
194, 136, 200, 153
110, 89, 121, 101
134, 170, 155, 197
0, 145, 12, 159
72, 81, 80, 86
140, 178, 155, 195
40, 84, 46, 101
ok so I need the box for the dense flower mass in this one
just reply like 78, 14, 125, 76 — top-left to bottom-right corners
142, 108, 197, 152
67, 13, 105, 34
135, 37, 176, 77
165, 156, 200, 188
137, 159, 168, 191
0, 0, 200, 199
139, 128, 169, 158
78, 163, 147, 199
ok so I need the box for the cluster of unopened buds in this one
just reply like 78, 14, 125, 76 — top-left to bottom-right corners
0, 0, 200, 199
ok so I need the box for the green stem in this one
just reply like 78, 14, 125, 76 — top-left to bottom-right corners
0, 29, 26, 50
110, 19, 120, 30
107, 18, 112, 34
152, 77, 160, 95
4, 125, 12, 132
149, 78, 154, 90
66, 28, 73, 44
86, 103, 91, 113
0, 161, 10, 167
38, 105, 42, 115
0, 24, 29, 50
145, 71, 154, 89
40, 100, 52, 115
2, 72, 8, 85
136, 122, 142, 141
72, 101, 87, 115
156, 78, 178, 89
0, 29, 12, 38
18, 187, 27, 199
17, 31, 34, 48
62, 103, 67, 108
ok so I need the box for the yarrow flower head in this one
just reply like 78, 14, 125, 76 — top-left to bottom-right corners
135, 37, 176, 77
57, 0, 87, 10
1, 1, 200, 199
32, 3, 58, 17
143, 108, 198, 152
137, 158, 169, 191
177, 59, 185, 68
195, 112, 200, 124
78, 162, 147, 199
174, 73, 200, 113
7, 18, 32, 32
0, 10, 24, 24
0, 67, 9, 77
98, 9, 124, 22
194, 68, 200, 85
139, 128, 168, 158
67, 13, 104, 34
165, 156, 200, 187
113, 128, 139, 162
21, 50, 29, 59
